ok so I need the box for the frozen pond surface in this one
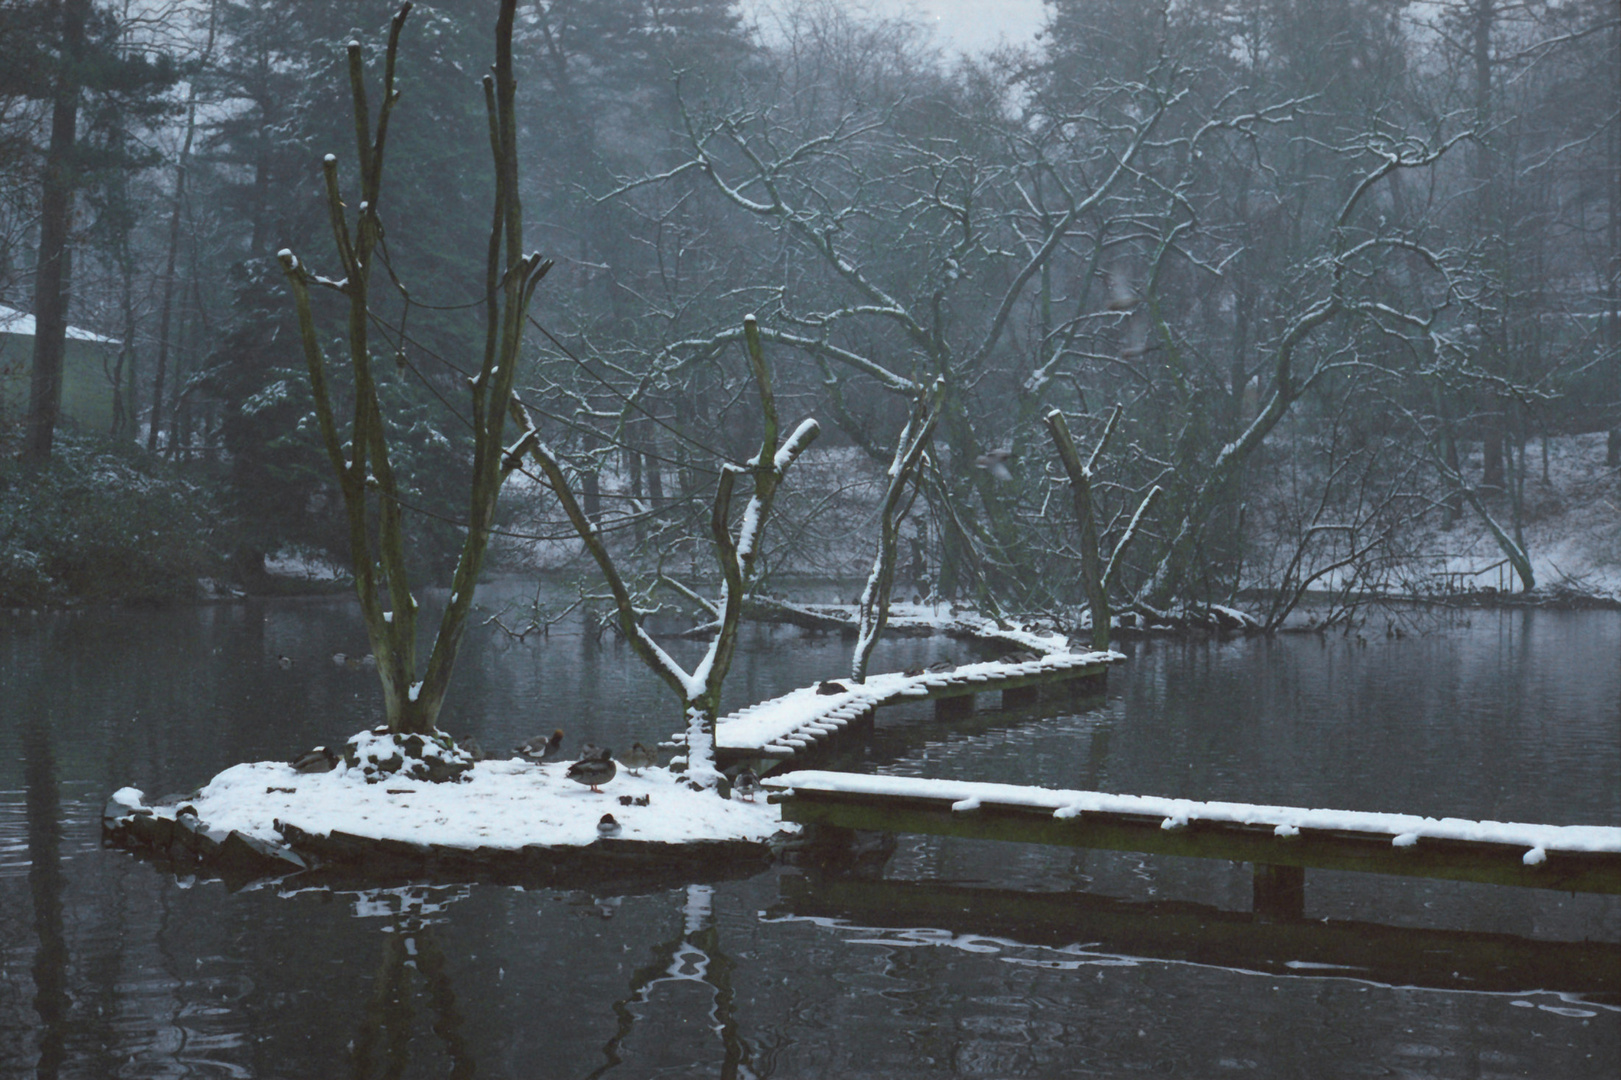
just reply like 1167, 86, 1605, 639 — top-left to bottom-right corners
2, 595, 1618, 1077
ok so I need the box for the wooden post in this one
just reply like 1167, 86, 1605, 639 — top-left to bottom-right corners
1253, 863, 1305, 922
1002, 685, 1040, 708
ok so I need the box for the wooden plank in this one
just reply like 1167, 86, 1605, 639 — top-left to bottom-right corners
774, 876, 1621, 1001
773, 790, 1621, 894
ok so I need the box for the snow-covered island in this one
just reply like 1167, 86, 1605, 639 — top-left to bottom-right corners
104, 738, 792, 888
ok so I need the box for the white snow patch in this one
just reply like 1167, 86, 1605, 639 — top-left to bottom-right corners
0, 303, 119, 344
120, 756, 788, 851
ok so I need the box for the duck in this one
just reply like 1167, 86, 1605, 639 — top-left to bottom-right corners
926, 659, 955, 674
732, 768, 761, 802
621, 742, 657, 775
597, 813, 622, 838
291, 746, 340, 773
566, 753, 617, 793
816, 679, 848, 696
458, 735, 486, 762
515, 729, 565, 764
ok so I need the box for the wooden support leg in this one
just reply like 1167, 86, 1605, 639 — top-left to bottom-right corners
1002, 685, 1039, 709
935, 694, 975, 720
1253, 863, 1305, 922
1061, 671, 1107, 697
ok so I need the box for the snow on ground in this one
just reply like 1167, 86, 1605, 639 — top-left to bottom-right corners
1249, 431, 1621, 603
116, 756, 788, 851
766, 772, 1621, 856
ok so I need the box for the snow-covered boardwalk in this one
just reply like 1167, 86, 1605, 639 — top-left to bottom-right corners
764, 771, 1621, 911
685, 651, 1120, 770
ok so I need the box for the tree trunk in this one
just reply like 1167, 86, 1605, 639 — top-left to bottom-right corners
22, 0, 88, 464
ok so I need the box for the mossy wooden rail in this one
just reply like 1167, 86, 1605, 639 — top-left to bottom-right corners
682, 651, 1120, 773
774, 876, 1621, 1001
765, 772, 1621, 920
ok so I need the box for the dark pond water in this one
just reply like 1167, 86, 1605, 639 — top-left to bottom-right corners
2, 594, 1618, 1078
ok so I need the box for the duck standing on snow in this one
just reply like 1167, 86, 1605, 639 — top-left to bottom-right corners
292, 746, 339, 773
515, 729, 565, 764
621, 742, 657, 775
566, 751, 617, 793
732, 768, 761, 802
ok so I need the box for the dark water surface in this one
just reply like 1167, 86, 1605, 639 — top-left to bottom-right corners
1, 597, 1617, 1078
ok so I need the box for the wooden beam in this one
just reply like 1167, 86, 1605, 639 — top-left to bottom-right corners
774, 791, 1621, 894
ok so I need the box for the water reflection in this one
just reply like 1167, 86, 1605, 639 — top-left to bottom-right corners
351, 924, 475, 1080
0, 602, 1617, 1076
590, 885, 754, 1080
24, 707, 67, 1079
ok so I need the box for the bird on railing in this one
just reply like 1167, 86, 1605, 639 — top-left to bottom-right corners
515, 729, 565, 764
816, 679, 848, 696
597, 813, 622, 837
732, 769, 761, 802
567, 751, 617, 793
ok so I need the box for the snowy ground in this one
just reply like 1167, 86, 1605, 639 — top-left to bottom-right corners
115, 756, 788, 853
1404, 432, 1621, 599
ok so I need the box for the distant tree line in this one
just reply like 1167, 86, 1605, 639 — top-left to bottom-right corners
1, 0, 1616, 619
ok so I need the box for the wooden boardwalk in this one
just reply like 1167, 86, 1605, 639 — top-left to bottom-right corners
676, 651, 1119, 771
765, 771, 1621, 918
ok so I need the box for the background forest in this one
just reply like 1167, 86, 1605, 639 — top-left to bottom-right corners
1, 0, 1617, 624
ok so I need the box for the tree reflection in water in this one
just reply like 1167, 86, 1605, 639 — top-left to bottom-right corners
24, 703, 68, 1080
350, 916, 475, 1080
590, 884, 757, 1080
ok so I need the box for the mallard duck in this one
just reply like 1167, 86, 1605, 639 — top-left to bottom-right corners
566, 753, 617, 792
926, 659, 955, 673
515, 729, 565, 764
816, 679, 848, 696
621, 742, 657, 775
292, 746, 339, 773
458, 735, 486, 762
597, 813, 622, 838
732, 768, 761, 802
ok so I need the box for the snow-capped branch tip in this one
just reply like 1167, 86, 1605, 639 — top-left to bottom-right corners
346, 39, 361, 51
323, 153, 337, 166
276, 250, 299, 272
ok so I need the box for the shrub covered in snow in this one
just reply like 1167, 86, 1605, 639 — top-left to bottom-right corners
0, 433, 224, 605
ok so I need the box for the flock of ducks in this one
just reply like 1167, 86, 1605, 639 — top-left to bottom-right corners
287, 728, 761, 806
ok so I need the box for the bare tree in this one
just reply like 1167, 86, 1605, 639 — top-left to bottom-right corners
514, 315, 818, 787
277, 0, 551, 740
